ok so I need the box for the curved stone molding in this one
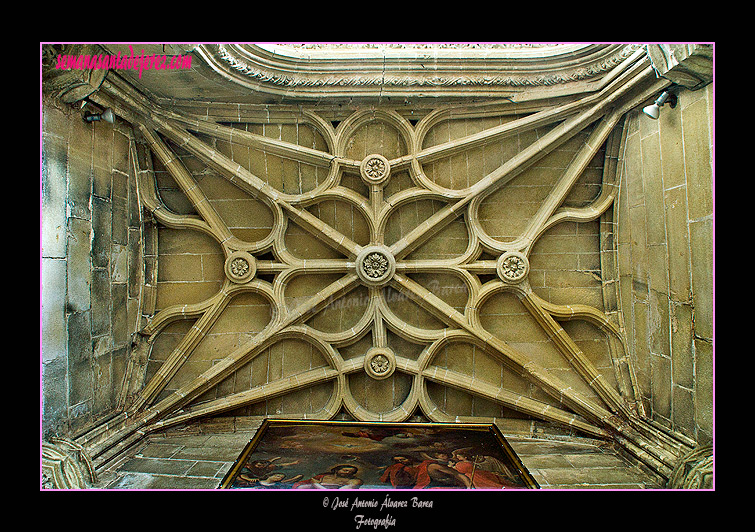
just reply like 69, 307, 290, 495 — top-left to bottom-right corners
364, 347, 397, 380
356, 246, 396, 287
668, 444, 714, 489
224, 251, 257, 284
194, 43, 641, 99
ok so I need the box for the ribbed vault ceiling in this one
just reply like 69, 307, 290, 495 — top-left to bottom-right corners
72, 45, 686, 480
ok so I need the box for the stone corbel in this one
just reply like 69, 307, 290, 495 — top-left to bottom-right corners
646, 44, 713, 90
42, 43, 109, 104
667, 443, 713, 489
42, 437, 97, 489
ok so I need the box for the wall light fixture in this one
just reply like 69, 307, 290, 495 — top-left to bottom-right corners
642, 90, 678, 120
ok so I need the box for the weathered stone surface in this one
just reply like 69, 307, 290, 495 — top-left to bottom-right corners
41, 132, 68, 259
66, 217, 92, 313
646, 44, 713, 90
689, 218, 713, 340
42, 258, 67, 363
90, 269, 111, 337
91, 196, 112, 269
41, 89, 143, 436
618, 80, 714, 445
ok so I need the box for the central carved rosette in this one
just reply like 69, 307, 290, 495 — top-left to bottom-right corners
497, 251, 529, 283
359, 154, 390, 185
356, 246, 396, 287
230, 257, 250, 277
364, 347, 396, 380
224, 250, 257, 284
363, 252, 389, 278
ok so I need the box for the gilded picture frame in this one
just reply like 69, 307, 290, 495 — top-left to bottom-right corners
219, 419, 539, 489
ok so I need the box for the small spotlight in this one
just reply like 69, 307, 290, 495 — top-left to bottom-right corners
642, 91, 677, 120
83, 108, 115, 124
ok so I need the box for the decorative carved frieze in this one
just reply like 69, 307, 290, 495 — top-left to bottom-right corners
194, 44, 642, 99
283, 43, 561, 51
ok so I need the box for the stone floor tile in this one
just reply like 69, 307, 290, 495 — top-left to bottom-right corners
96, 431, 663, 489
185, 460, 226, 478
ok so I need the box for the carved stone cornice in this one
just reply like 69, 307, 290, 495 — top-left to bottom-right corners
194, 43, 642, 100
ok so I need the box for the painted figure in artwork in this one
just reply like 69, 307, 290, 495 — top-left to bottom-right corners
419, 449, 454, 466
450, 448, 521, 488
342, 428, 391, 441
221, 421, 539, 489
236, 457, 300, 486
380, 454, 471, 489
293, 464, 363, 489
244, 471, 304, 489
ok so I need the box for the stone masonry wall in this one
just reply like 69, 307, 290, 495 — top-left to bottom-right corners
617, 83, 713, 444
41, 94, 142, 438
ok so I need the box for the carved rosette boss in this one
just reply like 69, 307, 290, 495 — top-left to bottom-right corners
364, 347, 397, 380
360, 154, 391, 186
356, 246, 396, 287
497, 251, 530, 283
224, 251, 257, 284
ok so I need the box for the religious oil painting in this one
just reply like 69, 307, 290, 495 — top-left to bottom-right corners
219, 420, 539, 489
